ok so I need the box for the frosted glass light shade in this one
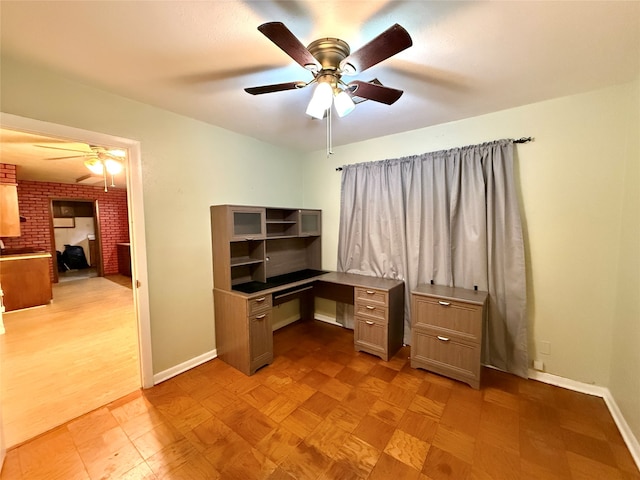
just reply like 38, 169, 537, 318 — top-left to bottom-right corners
84, 158, 103, 175
84, 158, 124, 175
306, 82, 333, 119
334, 90, 355, 117
104, 159, 123, 175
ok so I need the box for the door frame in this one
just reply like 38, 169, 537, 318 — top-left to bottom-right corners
0, 112, 153, 389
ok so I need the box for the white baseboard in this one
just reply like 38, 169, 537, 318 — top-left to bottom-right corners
273, 313, 346, 330
528, 369, 640, 471
153, 349, 217, 385
527, 369, 607, 397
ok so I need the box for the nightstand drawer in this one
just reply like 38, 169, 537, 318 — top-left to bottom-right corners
412, 296, 482, 342
248, 294, 272, 315
355, 287, 388, 307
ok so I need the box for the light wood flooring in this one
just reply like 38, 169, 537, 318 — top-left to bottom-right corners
1, 275, 140, 448
2, 319, 638, 479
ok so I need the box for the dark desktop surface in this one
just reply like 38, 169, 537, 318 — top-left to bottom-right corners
232, 269, 328, 294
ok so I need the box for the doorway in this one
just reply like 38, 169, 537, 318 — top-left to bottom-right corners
51, 199, 102, 283
0, 113, 152, 449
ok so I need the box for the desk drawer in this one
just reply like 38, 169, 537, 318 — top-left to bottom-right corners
354, 317, 387, 357
248, 294, 272, 315
355, 287, 388, 307
355, 302, 387, 322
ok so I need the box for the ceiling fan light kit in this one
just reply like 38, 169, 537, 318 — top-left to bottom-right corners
84, 157, 123, 176
37, 143, 126, 191
245, 22, 412, 152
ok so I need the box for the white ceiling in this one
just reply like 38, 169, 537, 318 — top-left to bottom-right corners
0, 1, 638, 184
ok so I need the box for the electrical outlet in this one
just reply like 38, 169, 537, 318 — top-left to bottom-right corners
533, 359, 544, 371
540, 341, 551, 355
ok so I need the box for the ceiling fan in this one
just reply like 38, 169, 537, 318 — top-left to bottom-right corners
36, 143, 126, 191
37, 143, 126, 161
244, 22, 413, 119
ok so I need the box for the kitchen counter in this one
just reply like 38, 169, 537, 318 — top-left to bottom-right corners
0, 251, 52, 311
0, 251, 50, 260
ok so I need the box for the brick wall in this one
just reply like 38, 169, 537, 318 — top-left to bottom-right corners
0, 164, 129, 280
0, 163, 17, 183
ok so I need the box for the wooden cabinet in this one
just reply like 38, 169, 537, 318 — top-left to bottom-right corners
117, 243, 131, 276
0, 184, 21, 237
249, 295, 273, 373
353, 285, 404, 361
52, 201, 94, 219
0, 254, 53, 311
411, 284, 487, 389
213, 289, 274, 375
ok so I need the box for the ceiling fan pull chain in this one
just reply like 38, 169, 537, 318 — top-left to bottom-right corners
326, 107, 334, 157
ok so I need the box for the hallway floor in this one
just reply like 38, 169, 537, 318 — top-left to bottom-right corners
1, 275, 139, 448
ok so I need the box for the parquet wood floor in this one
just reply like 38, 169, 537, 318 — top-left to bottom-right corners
3, 320, 638, 479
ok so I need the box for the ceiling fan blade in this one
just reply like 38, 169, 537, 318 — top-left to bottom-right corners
340, 24, 412, 75
245, 81, 305, 95
36, 144, 93, 154
348, 80, 404, 105
45, 155, 88, 160
257, 22, 320, 70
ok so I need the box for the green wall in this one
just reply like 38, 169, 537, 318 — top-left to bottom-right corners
0, 55, 304, 373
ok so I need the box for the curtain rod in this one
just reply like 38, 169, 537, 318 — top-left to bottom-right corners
335, 136, 533, 171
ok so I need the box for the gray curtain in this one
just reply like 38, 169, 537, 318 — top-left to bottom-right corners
337, 139, 528, 378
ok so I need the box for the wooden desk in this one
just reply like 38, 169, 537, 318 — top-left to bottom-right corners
213, 271, 405, 375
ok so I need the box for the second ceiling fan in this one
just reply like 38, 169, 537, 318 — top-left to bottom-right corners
37, 143, 126, 191
245, 22, 412, 118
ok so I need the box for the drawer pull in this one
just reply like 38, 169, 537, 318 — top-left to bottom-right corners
365, 320, 375, 325
365, 290, 375, 295
256, 314, 266, 320
438, 301, 451, 306
437, 336, 450, 342
366, 305, 375, 310
255, 297, 266, 303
